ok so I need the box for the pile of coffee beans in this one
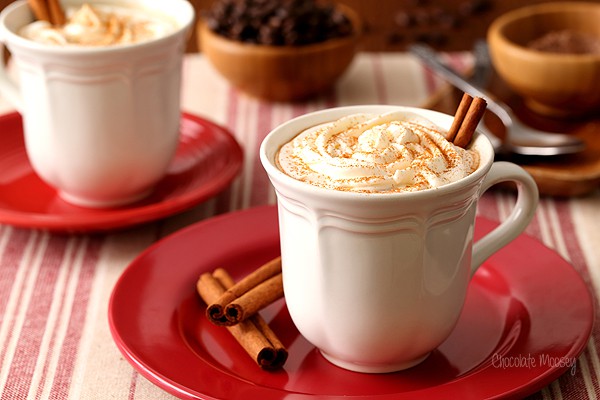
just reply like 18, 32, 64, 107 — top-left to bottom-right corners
388, 0, 494, 47
204, 0, 354, 46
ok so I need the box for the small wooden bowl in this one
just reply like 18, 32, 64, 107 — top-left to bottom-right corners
488, 2, 600, 118
198, 5, 362, 102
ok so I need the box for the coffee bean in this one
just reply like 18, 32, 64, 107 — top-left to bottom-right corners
459, 0, 492, 16
414, 30, 447, 46
388, 32, 406, 45
413, 9, 431, 26
437, 11, 461, 29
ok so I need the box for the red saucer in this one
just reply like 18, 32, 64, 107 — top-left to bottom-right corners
109, 205, 594, 400
0, 112, 243, 232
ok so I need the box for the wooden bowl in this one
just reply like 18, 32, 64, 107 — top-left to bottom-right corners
198, 5, 362, 102
487, 2, 600, 118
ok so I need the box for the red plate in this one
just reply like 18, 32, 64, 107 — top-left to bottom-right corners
0, 112, 243, 232
109, 205, 594, 400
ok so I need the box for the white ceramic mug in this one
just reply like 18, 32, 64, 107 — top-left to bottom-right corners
0, 0, 194, 207
260, 105, 539, 373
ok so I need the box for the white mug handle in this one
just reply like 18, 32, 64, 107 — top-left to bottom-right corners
0, 39, 24, 111
470, 161, 539, 275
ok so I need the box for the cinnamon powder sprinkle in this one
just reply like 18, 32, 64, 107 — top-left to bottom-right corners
277, 113, 479, 193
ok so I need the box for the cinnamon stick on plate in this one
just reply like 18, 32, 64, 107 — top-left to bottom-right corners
207, 257, 283, 326
448, 93, 487, 148
196, 268, 288, 370
213, 268, 287, 367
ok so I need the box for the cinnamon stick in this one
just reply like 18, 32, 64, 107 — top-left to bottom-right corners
207, 257, 283, 326
449, 93, 487, 149
213, 268, 287, 368
225, 273, 284, 324
27, 0, 51, 23
27, 0, 65, 25
47, 0, 65, 25
447, 93, 472, 142
196, 269, 287, 369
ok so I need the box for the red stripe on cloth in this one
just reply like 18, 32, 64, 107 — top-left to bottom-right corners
234, 96, 250, 210
524, 197, 544, 242
446, 53, 467, 75
48, 238, 103, 399
475, 191, 501, 221
214, 87, 240, 215
225, 85, 240, 141
372, 55, 388, 105
292, 103, 309, 119
555, 200, 595, 281
477, 190, 543, 243
32, 238, 83, 400
0, 229, 33, 324
249, 101, 274, 207
219, 86, 242, 213
420, 62, 440, 96
0, 230, 42, 399
128, 369, 139, 400
1, 234, 68, 400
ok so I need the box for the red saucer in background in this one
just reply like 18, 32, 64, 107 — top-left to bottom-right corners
0, 112, 243, 232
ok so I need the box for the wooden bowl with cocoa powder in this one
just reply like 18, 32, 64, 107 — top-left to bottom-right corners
488, 2, 600, 118
198, 2, 362, 102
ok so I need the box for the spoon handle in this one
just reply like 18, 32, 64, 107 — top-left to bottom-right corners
409, 44, 513, 127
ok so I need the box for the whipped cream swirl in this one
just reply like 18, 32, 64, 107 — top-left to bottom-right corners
277, 111, 480, 193
19, 3, 176, 46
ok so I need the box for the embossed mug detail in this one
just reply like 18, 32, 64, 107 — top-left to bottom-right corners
260, 105, 539, 373
0, 0, 195, 207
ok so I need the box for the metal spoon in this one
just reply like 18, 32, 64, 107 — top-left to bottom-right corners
409, 43, 586, 156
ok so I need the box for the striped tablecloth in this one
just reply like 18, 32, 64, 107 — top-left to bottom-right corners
1, 53, 599, 400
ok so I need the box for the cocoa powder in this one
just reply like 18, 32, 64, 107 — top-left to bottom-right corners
528, 30, 600, 54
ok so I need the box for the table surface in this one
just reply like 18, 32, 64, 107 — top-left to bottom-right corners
0, 52, 599, 400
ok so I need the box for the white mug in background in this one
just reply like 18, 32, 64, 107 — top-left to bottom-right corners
0, 0, 195, 207
260, 105, 539, 373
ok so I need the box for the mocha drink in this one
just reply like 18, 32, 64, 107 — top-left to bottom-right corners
262, 106, 538, 373
0, 0, 194, 207
277, 111, 479, 193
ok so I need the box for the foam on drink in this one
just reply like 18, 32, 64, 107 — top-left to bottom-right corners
277, 111, 479, 193
19, 3, 176, 46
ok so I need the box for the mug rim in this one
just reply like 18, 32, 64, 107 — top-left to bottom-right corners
259, 105, 495, 200
0, 0, 195, 54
